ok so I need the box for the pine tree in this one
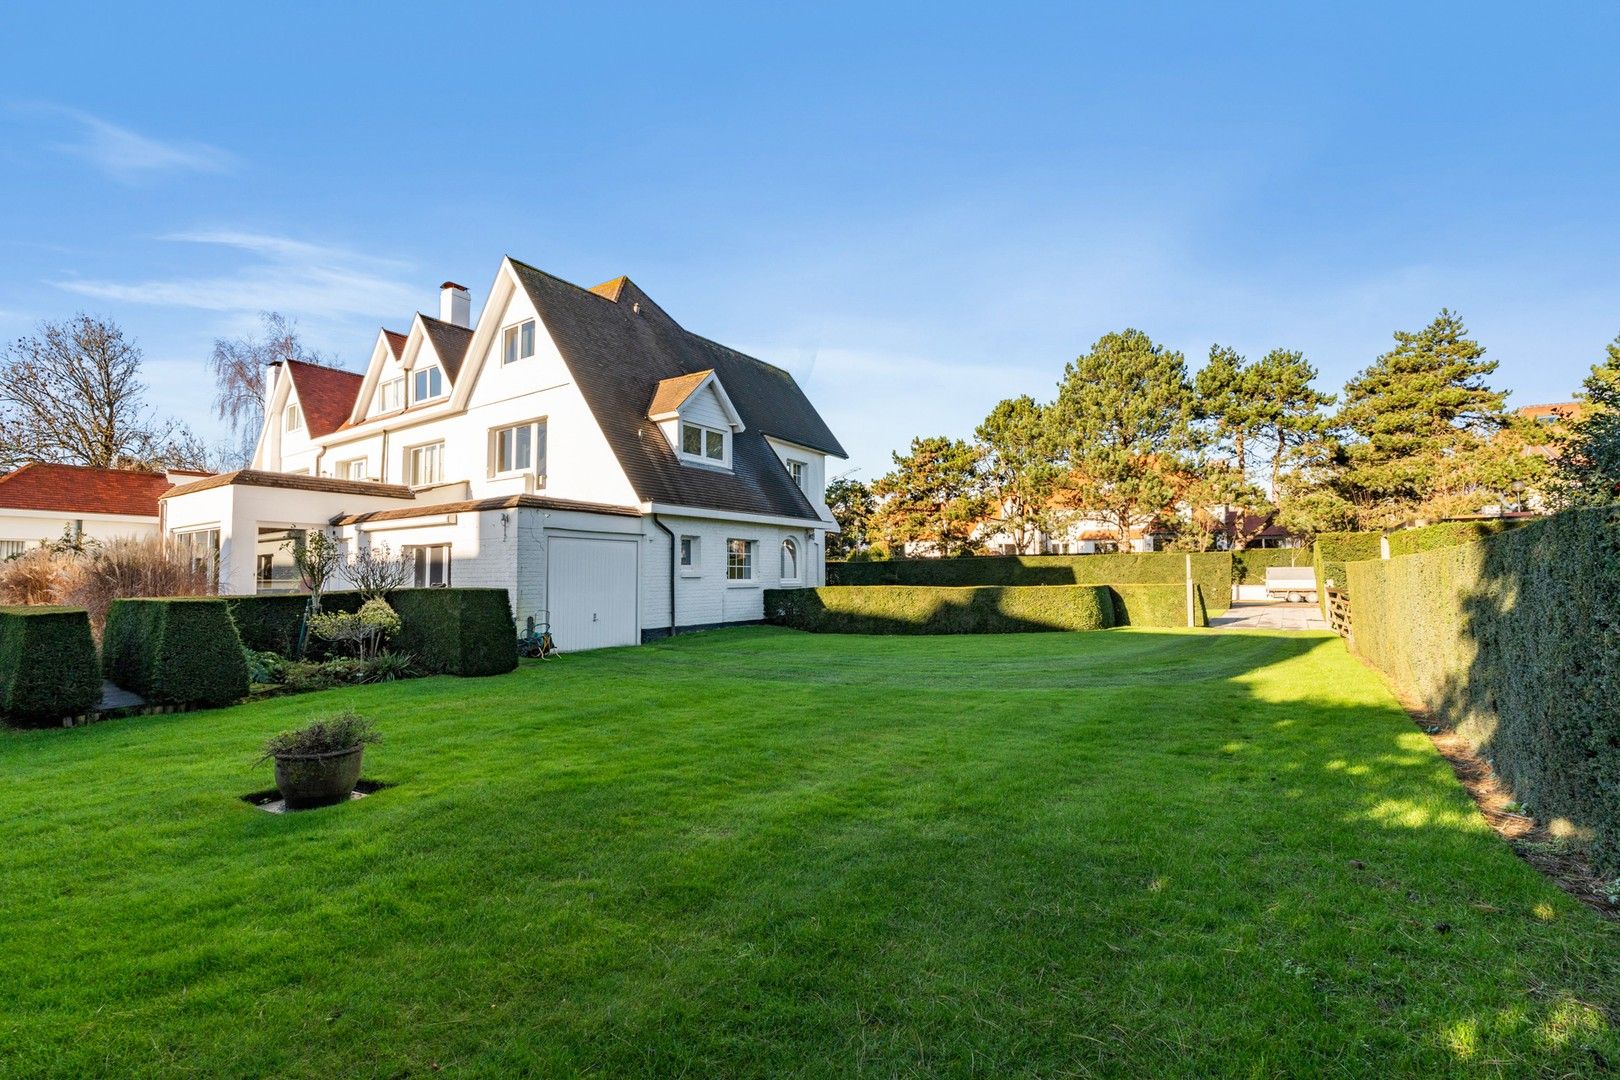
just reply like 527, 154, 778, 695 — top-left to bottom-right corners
1333, 310, 1509, 526
1555, 335, 1620, 507
1051, 329, 1195, 543
871, 436, 989, 556
975, 395, 1059, 553
1249, 348, 1335, 496
1194, 345, 1265, 476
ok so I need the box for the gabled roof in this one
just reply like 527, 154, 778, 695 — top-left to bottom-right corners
382, 330, 408, 358
589, 276, 629, 301
509, 260, 845, 522
647, 370, 713, 418
284, 360, 364, 438
418, 314, 474, 384
0, 463, 177, 518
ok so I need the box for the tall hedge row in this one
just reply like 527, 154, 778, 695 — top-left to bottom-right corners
1346, 510, 1620, 873
826, 552, 1232, 614
389, 588, 517, 676
1106, 584, 1206, 627
1384, 518, 1527, 557
224, 591, 364, 656
102, 598, 250, 707
0, 607, 101, 724
765, 585, 1117, 634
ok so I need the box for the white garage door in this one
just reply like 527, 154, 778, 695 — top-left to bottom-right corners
546, 535, 640, 651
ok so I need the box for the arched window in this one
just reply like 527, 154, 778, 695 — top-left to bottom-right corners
781, 537, 799, 581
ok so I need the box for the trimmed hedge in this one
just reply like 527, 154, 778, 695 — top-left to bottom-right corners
1385, 518, 1527, 557
224, 591, 364, 656
102, 598, 250, 707
389, 588, 517, 676
1230, 547, 1311, 586
1313, 531, 1382, 612
765, 585, 1116, 634
0, 606, 100, 724
1107, 584, 1206, 627
1347, 510, 1620, 873
826, 552, 1233, 614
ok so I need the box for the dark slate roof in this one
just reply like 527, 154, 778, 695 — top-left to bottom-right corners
509, 259, 845, 522
419, 314, 474, 384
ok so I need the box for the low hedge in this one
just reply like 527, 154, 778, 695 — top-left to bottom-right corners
1385, 518, 1528, 557
825, 552, 1232, 614
1346, 510, 1620, 873
1230, 547, 1311, 586
1106, 584, 1206, 627
765, 586, 1117, 634
102, 598, 250, 707
389, 588, 516, 676
225, 591, 364, 656
0, 606, 101, 724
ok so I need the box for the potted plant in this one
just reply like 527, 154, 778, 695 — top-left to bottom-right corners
259, 710, 380, 809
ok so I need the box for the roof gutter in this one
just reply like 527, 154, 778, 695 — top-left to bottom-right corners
650, 513, 677, 639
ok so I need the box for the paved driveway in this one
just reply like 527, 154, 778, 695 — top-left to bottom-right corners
1210, 600, 1328, 631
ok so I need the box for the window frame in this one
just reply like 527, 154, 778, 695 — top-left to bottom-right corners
780, 537, 800, 583
336, 457, 368, 481
173, 527, 221, 582
502, 319, 537, 366
787, 458, 808, 491
404, 543, 452, 588
375, 377, 405, 414
0, 539, 28, 560
490, 418, 548, 482
405, 441, 446, 487
680, 421, 729, 466
679, 534, 701, 577
284, 402, 302, 432
725, 537, 757, 584
412, 365, 444, 404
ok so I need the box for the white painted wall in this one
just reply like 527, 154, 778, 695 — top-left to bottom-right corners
0, 510, 157, 552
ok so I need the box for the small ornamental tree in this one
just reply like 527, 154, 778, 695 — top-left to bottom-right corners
346, 542, 411, 600
289, 529, 342, 659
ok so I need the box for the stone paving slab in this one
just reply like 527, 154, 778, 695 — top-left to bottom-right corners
1209, 601, 1329, 632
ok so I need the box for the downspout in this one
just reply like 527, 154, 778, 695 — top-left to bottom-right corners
651, 514, 677, 639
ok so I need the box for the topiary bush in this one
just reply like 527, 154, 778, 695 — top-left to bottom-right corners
765, 585, 1116, 634
1347, 510, 1620, 873
0, 606, 101, 724
102, 598, 250, 707
389, 588, 516, 676
825, 552, 1233, 614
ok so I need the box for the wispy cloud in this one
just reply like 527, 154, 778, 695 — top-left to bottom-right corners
15, 103, 234, 181
54, 230, 419, 321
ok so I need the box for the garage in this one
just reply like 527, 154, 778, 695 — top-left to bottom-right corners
545, 534, 640, 651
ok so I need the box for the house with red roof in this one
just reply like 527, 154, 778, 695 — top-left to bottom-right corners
160, 259, 845, 650
0, 463, 206, 558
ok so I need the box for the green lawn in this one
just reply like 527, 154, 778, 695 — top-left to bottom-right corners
2, 628, 1616, 1077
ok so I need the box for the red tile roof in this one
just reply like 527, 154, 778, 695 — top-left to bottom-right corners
382, 330, 408, 358
0, 463, 177, 518
285, 359, 363, 438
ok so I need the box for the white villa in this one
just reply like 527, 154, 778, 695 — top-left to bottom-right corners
160, 258, 846, 651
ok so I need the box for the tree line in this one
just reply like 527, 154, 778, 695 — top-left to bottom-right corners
0, 312, 335, 475
829, 310, 1620, 557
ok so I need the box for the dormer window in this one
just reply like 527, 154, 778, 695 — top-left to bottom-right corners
502, 320, 536, 365
375, 377, 404, 414
284, 403, 302, 432
413, 365, 444, 403
787, 459, 808, 490
681, 422, 727, 464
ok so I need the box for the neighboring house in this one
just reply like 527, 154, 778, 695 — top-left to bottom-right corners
0, 463, 206, 558
161, 258, 846, 650
1516, 401, 1583, 462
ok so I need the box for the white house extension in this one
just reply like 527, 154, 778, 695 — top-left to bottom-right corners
160, 257, 846, 650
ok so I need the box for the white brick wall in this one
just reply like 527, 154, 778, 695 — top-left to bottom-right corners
642, 514, 823, 633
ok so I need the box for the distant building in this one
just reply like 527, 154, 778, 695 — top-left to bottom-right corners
0, 463, 206, 558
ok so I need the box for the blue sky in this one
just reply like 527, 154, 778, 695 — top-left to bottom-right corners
3, 3, 1618, 480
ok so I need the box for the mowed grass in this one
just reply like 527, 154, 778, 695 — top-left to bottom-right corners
2, 628, 1616, 1078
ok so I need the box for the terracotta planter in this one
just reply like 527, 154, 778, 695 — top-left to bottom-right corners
272, 744, 365, 809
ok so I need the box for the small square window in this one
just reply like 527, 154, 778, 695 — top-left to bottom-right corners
726, 538, 755, 581
788, 459, 807, 490
679, 535, 701, 574
705, 430, 725, 460
284, 403, 302, 432
503, 320, 537, 365
682, 424, 702, 455
405, 544, 451, 587
413, 366, 443, 402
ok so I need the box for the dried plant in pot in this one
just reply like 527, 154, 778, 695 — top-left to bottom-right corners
258, 710, 380, 809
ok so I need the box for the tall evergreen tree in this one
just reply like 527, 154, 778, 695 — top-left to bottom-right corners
1194, 345, 1265, 475
1249, 348, 1335, 495
824, 477, 876, 557
1051, 329, 1195, 544
975, 395, 1059, 553
1555, 335, 1620, 507
871, 436, 988, 556
1333, 310, 1510, 526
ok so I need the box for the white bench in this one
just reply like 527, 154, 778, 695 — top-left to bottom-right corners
1264, 566, 1318, 603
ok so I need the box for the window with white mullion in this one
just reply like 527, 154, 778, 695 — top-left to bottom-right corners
407, 442, 445, 486
680, 422, 728, 464
502, 320, 537, 366
491, 420, 547, 483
